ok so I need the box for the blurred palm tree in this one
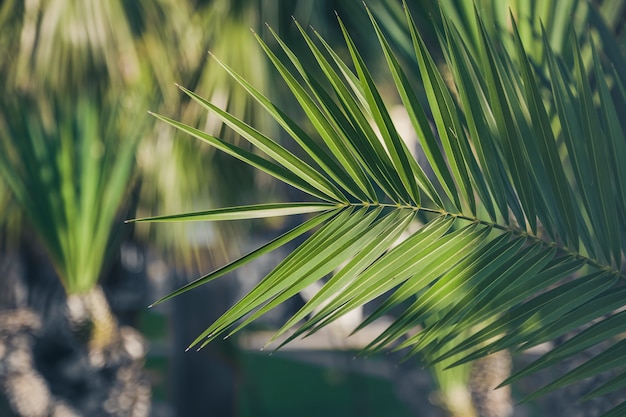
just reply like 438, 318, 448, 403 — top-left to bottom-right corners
0, 0, 284, 415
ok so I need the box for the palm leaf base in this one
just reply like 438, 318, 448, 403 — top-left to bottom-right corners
432, 384, 476, 417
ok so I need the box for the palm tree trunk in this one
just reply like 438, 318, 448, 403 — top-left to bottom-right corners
432, 350, 513, 417
66, 286, 121, 367
468, 351, 513, 417
0, 308, 80, 417
1, 272, 150, 417
65, 285, 151, 417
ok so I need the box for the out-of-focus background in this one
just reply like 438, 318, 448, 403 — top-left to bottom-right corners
0, 1, 624, 416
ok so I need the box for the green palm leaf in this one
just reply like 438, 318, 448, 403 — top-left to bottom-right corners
0, 93, 142, 293
147, 3, 626, 413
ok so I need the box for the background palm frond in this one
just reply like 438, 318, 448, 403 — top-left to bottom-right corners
0, 91, 143, 292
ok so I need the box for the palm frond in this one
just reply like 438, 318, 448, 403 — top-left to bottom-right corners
0, 93, 142, 293
146, 3, 626, 412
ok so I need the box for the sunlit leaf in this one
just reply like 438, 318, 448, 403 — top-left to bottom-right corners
146, 2, 626, 410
